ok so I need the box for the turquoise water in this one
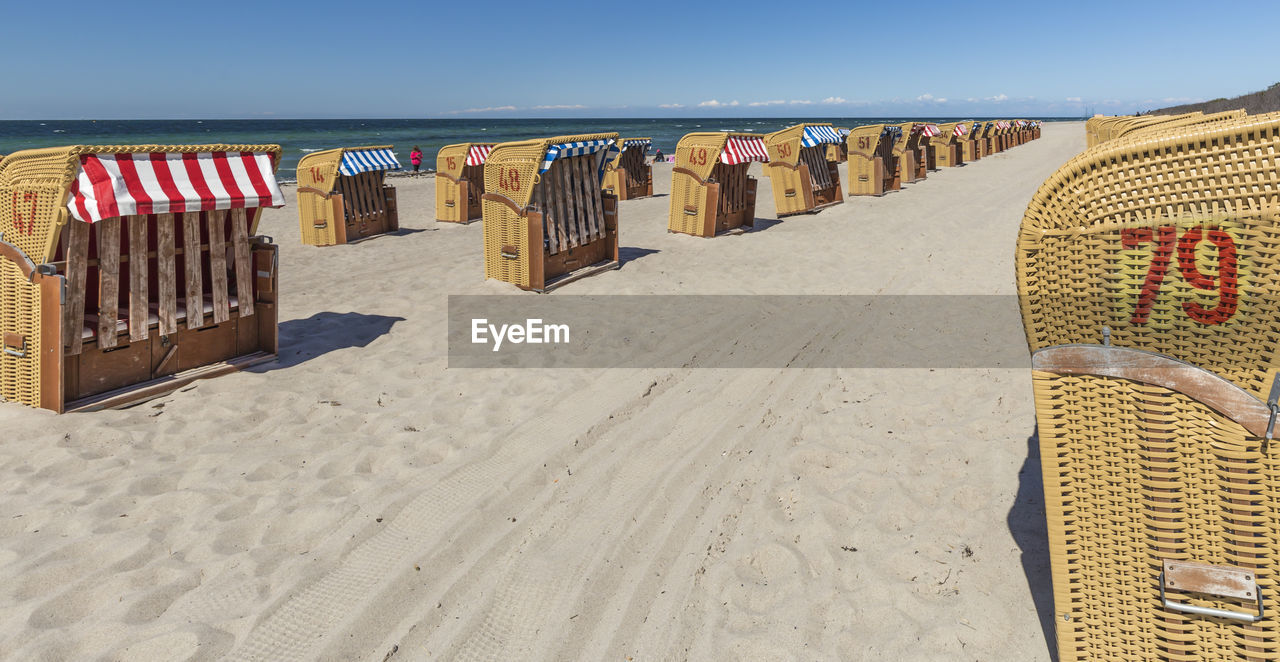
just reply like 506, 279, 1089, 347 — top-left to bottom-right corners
0, 117, 1074, 180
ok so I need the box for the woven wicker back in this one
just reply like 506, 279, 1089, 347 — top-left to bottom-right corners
763, 124, 806, 166
672, 132, 730, 181
1019, 113, 1280, 661
296, 148, 343, 197
846, 124, 886, 161
891, 122, 917, 157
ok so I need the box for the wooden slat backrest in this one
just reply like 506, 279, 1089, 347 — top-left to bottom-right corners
231, 209, 253, 318
64, 221, 89, 355
182, 212, 204, 329
536, 153, 607, 256
156, 214, 178, 335
96, 217, 120, 349
207, 210, 230, 324
127, 215, 148, 342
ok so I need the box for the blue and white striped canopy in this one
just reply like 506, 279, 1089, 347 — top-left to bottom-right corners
800, 125, 843, 147
836, 127, 851, 138
338, 147, 401, 176
539, 138, 619, 181
881, 126, 903, 141
621, 138, 651, 152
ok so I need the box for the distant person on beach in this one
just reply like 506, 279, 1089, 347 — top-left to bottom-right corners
653, 149, 664, 163
410, 146, 423, 173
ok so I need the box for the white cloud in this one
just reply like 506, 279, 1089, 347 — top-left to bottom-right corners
531, 104, 586, 110
658, 103, 684, 109
986, 94, 1009, 102
917, 93, 935, 102
965, 97, 978, 103
1065, 97, 1082, 103
443, 105, 518, 115
698, 99, 740, 108
789, 99, 812, 105
936, 98, 947, 103
821, 96, 848, 104
748, 100, 786, 107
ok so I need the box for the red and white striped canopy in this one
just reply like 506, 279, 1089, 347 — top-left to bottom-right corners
953, 124, 968, 137
465, 144, 494, 166
912, 124, 941, 137
720, 135, 769, 165
68, 151, 285, 223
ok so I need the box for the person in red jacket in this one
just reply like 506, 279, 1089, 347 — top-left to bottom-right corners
410, 146, 423, 173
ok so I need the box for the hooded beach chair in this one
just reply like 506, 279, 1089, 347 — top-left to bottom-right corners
847, 124, 902, 196
436, 142, 495, 223
481, 133, 620, 291
1018, 112, 1280, 661
1114, 109, 1247, 141
602, 137, 653, 200
961, 121, 984, 162
763, 123, 844, 216
892, 123, 934, 183
0, 145, 284, 412
667, 132, 766, 237
929, 122, 966, 168
296, 145, 400, 245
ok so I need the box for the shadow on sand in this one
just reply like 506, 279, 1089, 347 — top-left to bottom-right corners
258, 312, 404, 370
1008, 428, 1058, 661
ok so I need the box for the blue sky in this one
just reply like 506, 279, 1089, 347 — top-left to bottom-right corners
1, 0, 1276, 119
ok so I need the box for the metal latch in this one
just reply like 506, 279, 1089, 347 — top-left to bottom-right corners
3, 333, 26, 358
1160, 560, 1264, 622
500, 245, 519, 260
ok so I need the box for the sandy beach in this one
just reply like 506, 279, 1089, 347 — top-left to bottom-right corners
0, 122, 1082, 661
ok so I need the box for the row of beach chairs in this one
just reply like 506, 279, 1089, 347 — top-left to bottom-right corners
0, 120, 1038, 413
1019, 108, 1280, 660
847, 119, 1040, 196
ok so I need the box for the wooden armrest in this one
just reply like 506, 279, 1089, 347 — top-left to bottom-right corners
672, 167, 708, 186
0, 237, 37, 279
297, 186, 333, 197
480, 192, 524, 215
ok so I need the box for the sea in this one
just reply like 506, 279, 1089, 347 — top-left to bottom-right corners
0, 117, 1078, 181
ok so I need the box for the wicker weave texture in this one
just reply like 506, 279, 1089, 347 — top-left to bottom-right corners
763, 124, 806, 167
0, 257, 41, 407
1019, 115, 1280, 661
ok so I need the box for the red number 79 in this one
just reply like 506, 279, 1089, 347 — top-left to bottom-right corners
1121, 224, 1238, 326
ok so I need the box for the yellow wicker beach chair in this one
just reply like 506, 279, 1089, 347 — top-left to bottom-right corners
961, 121, 984, 162
763, 124, 844, 216
0, 144, 284, 412
436, 142, 495, 224
1018, 112, 1280, 661
667, 132, 765, 237
847, 124, 902, 196
482, 133, 620, 292
602, 137, 654, 200
296, 146, 399, 245
930, 122, 965, 167
893, 123, 934, 182
1116, 109, 1247, 141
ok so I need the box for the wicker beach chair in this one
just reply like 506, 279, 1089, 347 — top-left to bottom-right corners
763, 124, 844, 216
602, 137, 654, 200
436, 142, 495, 224
1115, 109, 1247, 141
0, 145, 284, 412
296, 146, 400, 245
1018, 112, 1280, 661
930, 122, 966, 168
893, 123, 934, 182
482, 133, 620, 291
847, 124, 902, 196
667, 132, 766, 237
961, 121, 984, 162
